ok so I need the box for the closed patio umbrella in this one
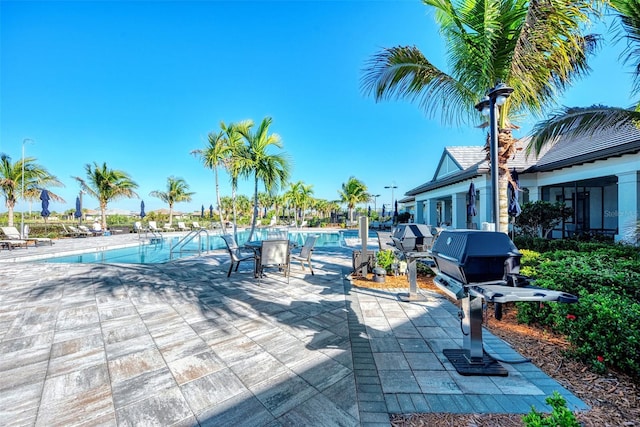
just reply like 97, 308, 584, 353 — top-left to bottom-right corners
382, 205, 386, 218
394, 200, 398, 220
467, 182, 477, 217
74, 196, 82, 223
40, 189, 51, 221
209, 204, 213, 219
508, 170, 522, 217
140, 200, 146, 218
201, 204, 205, 218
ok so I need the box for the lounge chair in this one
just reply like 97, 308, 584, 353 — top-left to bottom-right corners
68, 225, 91, 237
79, 225, 102, 236
268, 216, 277, 227
221, 234, 256, 277
2, 226, 53, 246
258, 239, 290, 283
148, 221, 162, 232
133, 221, 148, 233
192, 221, 203, 229
291, 235, 317, 275
177, 221, 189, 231
163, 223, 175, 232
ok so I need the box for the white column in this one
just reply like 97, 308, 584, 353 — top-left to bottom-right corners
527, 185, 540, 202
452, 192, 467, 229
616, 171, 639, 242
478, 185, 492, 227
416, 200, 425, 224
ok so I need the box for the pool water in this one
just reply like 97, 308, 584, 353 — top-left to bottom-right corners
39, 229, 378, 264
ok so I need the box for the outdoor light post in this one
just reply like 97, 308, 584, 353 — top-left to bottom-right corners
384, 184, 397, 213
20, 138, 33, 238
372, 194, 380, 215
475, 83, 513, 231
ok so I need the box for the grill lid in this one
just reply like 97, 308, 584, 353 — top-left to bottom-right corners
391, 223, 433, 252
431, 230, 522, 284
431, 230, 520, 262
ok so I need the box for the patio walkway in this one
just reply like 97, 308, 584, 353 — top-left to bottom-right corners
0, 233, 587, 426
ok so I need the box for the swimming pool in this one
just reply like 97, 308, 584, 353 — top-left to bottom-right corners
39, 229, 379, 264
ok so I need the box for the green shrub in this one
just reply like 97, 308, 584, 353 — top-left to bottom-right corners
376, 249, 397, 274
562, 290, 640, 376
522, 391, 580, 427
515, 243, 640, 377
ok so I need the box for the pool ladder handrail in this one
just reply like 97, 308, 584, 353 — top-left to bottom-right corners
170, 228, 210, 259
139, 228, 163, 244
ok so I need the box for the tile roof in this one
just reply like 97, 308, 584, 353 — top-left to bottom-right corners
526, 124, 640, 172
406, 139, 541, 196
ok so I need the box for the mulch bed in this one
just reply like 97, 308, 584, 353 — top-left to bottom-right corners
351, 273, 640, 427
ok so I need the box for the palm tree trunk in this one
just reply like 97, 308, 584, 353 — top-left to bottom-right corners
232, 184, 238, 241
169, 203, 173, 225
8, 204, 15, 227
247, 176, 260, 242
214, 167, 225, 230
100, 201, 107, 231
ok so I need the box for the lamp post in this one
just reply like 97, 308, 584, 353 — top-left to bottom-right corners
474, 83, 513, 231
372, 194, 381, 215
20, 138, 33, 238
384, 184, 397, 213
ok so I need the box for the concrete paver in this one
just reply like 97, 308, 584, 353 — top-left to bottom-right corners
0, 232, 587, 426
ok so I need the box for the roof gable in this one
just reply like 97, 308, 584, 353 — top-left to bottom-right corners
434, 146, 485, 180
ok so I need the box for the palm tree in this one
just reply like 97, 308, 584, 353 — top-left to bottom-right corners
0, 153, 65, 227
338, 176, 369, 223
74, 162, 138, 230
528, 0, 640, 153
237, 117, 291, 241
149, 177, 195, 226
221, 120, 250, 238
191, 129, 232, 230
362, 0, 602, 232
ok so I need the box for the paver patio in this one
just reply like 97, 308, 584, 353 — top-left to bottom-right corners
0, 233, 587, 426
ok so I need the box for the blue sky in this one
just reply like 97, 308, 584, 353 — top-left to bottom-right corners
1, 0, 636, 215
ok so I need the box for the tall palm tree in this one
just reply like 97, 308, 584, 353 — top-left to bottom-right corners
149, 177, 195, 226
529, 0, 640, 153
0, 153, 65, 227
338, 176, 369, 222
362, 0, 602, 232
237, 117, 291, 241
191, 129, 232, 230
221, 120, 250, 238
74, 162, 138, 230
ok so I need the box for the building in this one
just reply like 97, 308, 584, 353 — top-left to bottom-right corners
404, 125, 640, 242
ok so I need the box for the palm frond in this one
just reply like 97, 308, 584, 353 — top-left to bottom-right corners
527, 105, 640, 155
361, 45, 473, 126
611, 0, 640, 95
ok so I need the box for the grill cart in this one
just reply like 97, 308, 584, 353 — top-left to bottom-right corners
431, 230, 578, 376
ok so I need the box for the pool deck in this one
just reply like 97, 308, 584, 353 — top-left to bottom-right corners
0, 232, 587, 426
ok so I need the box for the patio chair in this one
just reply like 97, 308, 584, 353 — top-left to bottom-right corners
290, 235, 317, 275
268, 216, 277, 227
192, 221, 203, 229
163, 223, 175, 232
177, 221, 189, 231
221, 234, 256, 277
2, 225, 53, 246
258, 239, 290, 283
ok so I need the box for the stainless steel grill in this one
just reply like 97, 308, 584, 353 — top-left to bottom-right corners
391, 223, 433, 252
431, 230, 578, 376
390, 224, 434, 302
